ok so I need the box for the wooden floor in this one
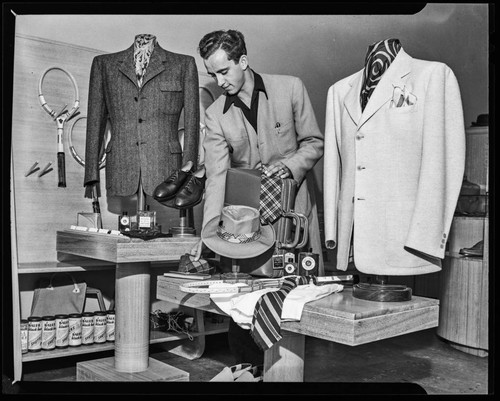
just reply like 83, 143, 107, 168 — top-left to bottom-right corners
4, 327, 490, 395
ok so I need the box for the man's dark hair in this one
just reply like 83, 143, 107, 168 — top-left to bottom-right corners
198, 29, 247, 62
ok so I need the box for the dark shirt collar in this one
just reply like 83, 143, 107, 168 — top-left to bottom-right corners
223, 71, 267, 114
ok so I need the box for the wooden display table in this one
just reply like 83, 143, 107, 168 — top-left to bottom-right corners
157, 276, 440, 382
56, 230, 198, 381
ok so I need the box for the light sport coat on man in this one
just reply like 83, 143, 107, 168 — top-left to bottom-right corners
323, 48, 466, 276
84, 44, 200, 197
202, 74, 324, 272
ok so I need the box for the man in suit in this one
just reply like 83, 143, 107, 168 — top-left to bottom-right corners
190, 29, 324, 365
323, 40, 466, 277
84, 34, 199, 199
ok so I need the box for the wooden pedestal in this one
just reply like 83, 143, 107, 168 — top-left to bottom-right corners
76, 356, 189, 381
56, 230, 199, 376
437, 255, 488, 357
437, 216, 488, 357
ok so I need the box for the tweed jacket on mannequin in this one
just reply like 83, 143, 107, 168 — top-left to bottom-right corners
84, 42, 199, 197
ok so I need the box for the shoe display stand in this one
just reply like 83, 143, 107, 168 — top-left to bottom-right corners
436, 124, 489, 357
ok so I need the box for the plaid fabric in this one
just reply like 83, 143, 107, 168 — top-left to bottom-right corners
250, 275, 317, 351
178, 253, 213, 274
260, 173, 282, 225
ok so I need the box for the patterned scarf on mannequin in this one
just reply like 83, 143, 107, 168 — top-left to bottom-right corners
134, 34, 157, 88
360, 38, 402, 111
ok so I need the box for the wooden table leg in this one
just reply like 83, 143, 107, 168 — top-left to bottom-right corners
114, 262, 151, 372
263, 331, 305, 382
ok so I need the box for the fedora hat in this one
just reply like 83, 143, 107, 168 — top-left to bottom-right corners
202, 205, 275, 259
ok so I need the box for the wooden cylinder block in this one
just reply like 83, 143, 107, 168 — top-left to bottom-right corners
114, 262, 151, 372
437, 256, 488, 356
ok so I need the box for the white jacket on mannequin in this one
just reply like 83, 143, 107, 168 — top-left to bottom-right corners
323, 48, 466, 275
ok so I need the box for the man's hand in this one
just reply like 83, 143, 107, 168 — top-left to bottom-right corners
190, 238, 207, 261
264, 162, 292, 179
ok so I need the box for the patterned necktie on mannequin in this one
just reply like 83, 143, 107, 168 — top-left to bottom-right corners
360, 38, 402, 111
250, 275, 317, 351
134, 34, 157, 88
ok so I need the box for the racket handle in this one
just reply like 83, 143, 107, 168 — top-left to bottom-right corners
92, 199, 101, 214
57, 152, 66, 187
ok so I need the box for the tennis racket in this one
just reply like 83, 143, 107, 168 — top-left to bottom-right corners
38, 66, 80, 187
67, 115, 107, 170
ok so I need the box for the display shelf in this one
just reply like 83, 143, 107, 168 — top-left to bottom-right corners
22, 341, 116, 362
17, 260, 179, 274
23, 318, 229, 362
444, 252, 484, 262
17, 260, 116, 274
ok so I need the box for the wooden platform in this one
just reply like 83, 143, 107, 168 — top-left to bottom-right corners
157, 276, 440, 346
157, 276, 440, 381
76, 357, 189, 381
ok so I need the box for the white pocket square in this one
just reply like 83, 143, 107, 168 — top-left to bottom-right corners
391, 85, 417, 108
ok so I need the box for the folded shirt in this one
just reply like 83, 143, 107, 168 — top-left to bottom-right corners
209, 281, 344, 329
209, 283, 279, 329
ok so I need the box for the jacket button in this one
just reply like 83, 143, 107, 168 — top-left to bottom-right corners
356, 134, 364, 140
134, 96, 138, 102
138, 118, 143, 123
357, 165, 365, 170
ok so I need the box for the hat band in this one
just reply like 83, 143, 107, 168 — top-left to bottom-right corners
216, 225, 262, 244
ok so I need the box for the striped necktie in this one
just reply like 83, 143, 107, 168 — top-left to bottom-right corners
250, 275, 316, 351
360, 38, 402, 111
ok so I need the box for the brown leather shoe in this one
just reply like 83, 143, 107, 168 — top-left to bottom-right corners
153, 161, 194, 202
174, 166, 206, 208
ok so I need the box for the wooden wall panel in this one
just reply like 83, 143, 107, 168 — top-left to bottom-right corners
11, 34, 221, 265
465, 126, 488, 193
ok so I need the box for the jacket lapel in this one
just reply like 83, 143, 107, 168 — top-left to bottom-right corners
257, 77, 271, 138
141, 45, 167, 87
118, 45, 138, 87
358, 48, 412, 129
343, 70, 363, 127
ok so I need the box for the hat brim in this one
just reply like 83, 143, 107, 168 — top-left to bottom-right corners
201, 215, 275, 259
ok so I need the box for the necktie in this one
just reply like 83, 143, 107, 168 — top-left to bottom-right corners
133, 34, 156, 88
250, 275, 316, 351
360, 38, 402, 111
259, 172, 282, 225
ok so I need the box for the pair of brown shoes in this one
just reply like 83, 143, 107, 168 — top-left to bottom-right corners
153, 161, 206, 209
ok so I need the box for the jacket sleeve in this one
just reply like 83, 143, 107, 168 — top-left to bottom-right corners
283, 77, 324, 185
323, 84, 342, 250
201, 107, 231, 231
405, 64, 466, 259
83, 56, 109, 197
181, 56, 200, 169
